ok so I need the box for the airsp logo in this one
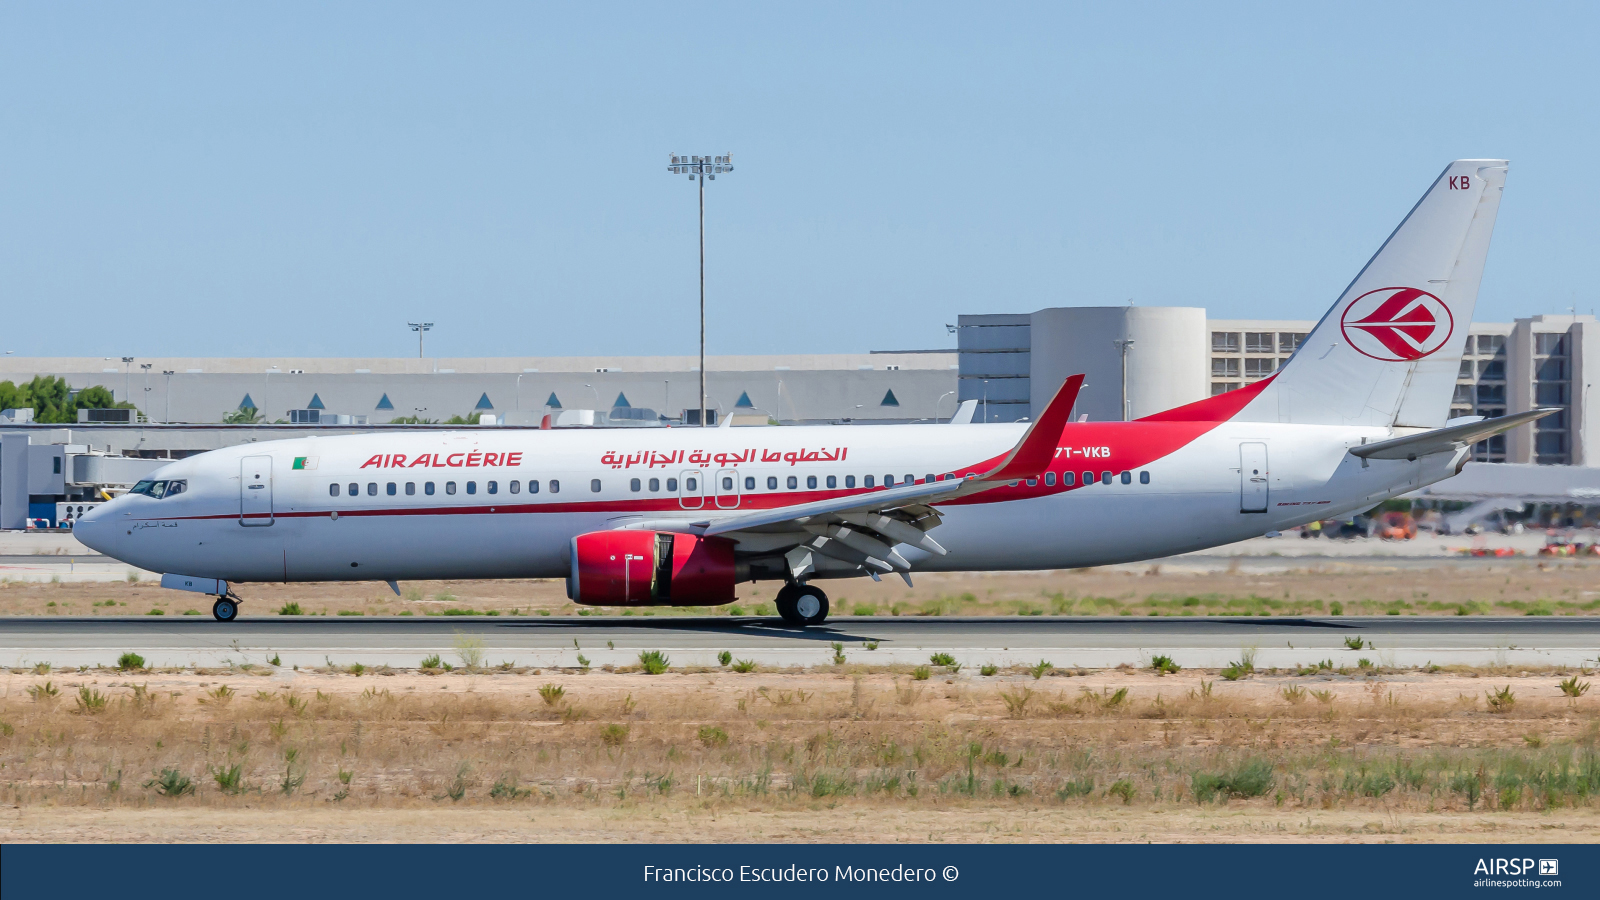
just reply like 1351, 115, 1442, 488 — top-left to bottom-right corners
1339, 287, 1454, 362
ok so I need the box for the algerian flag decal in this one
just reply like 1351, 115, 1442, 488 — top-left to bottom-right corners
292, 456, 319, 470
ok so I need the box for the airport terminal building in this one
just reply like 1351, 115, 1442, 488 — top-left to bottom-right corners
5, 306, 1599, 527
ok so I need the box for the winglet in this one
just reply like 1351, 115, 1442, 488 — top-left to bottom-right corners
982, 374, 1083, 482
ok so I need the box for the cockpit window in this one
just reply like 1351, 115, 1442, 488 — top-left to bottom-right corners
128, 479, 185, 498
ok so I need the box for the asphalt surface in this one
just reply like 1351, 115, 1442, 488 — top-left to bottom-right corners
2, 616, 1596, 670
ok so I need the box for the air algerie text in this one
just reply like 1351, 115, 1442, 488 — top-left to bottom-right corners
359, 452, 523, 469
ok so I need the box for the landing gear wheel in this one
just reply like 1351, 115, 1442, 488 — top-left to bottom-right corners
776, 583, 828, 627
212, 597, 239, 622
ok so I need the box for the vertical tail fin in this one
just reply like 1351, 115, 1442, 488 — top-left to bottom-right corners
1169, 160, 1507, 427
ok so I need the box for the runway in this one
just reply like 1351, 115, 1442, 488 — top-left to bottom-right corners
2, 616, 1596, 670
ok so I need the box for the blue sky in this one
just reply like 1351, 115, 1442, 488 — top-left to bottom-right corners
2, 2, 1596, 359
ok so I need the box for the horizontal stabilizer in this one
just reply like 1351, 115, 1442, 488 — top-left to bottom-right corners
1350, 409, 1557, 460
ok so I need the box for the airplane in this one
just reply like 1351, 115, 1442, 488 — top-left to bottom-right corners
74, 159, 1550, 626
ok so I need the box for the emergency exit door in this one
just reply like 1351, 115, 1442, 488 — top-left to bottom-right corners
1239, 443, 1268, 514
240, 456, 274, 526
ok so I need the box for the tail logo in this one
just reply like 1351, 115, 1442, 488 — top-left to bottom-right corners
1340, 287, 1454, 361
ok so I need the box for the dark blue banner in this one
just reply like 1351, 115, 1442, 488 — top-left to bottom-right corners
3, 843, 1595, 898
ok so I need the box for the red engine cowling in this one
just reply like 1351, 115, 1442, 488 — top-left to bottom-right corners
566, 531, 737, 606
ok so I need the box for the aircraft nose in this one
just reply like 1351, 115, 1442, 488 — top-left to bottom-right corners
73, 503, 116, 555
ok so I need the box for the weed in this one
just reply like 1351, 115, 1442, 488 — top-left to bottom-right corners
31, 662, 50, 675
490, 774, 530, 801
268, 654, 281, 667
28, 681, 59, 702
348, 663, 365, 676
1107, 779, 1135, 804
718, 651, 732, 667
600, 723, 630, 746
538, 684, 566, 706
1151, 655, 1180, 675
639, 650, 670, 675
1028, 660, 1054, 679
1343, 636, 1366, 650
117, 652, 145, 670
144, 768, 195, 797
980, 664, 998, 676
74, 687, 108, 714
205, 685, 235, 704
864, 641, 880, 651
1329, 601, 1343, 615
576, 654, 591, 669
211, 762, 246, 794
1357, 658, 1374, 669
732, 659, 757, 673
698, 725, 729, 747
1000, 687, 1034, 718
453, 633, 485, 670
1220, 663, 1248, 681
911, 666, 931, 681
832, 643, 847, 665
930, 652, 957, 667
1056, 777, 1095, 799
1191, 759, 1274, 802
1310, 689, 1336, 704
278, 602, 304, 616
1281, 685, 1307, 704
280, 749, 306, 795
420, 654, 444, 670
1559, 676, 1591, 698
1485, 685, 1516, 713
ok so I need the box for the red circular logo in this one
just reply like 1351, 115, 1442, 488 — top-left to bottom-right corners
1339, 287, 1454, 361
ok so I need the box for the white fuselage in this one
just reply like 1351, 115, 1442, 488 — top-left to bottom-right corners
73, 419, 1465, 590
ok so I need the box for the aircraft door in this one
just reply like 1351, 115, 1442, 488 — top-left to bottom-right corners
714, 468, 741, 509
1239, 443, 1268, 514
678, 470, 704, 509
240, 456, 274, 526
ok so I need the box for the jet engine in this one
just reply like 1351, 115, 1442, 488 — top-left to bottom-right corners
566, 531, 737, 605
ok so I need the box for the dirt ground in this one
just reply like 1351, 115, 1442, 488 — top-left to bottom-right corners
2, 666, 1597, 843
3, 557, 1599, 618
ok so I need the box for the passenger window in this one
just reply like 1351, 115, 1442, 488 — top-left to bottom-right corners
1082, 471, 1093, 485
864, 475, 875, 488
787, 476, 797, 489
367, 483, 377, 496
686, 477, 697, 491
487, 481, 498, 495
630, 478, 641, 492
845, 475, 855, 488
722, 477, 733, 490
1120, 471, 1131, 485
509, 481, 519, 494
329, 484, 339, 497
1100, 471, 1112, 485
807, 475, 818, 489
406, 482, 416, 495
648, 478, 660, 492
883, 475, 893, 486
766, 476, 777, 490
744, 477, 755, 490
590, 479, 601, 493
1026, 478, 1037, 486
1044, 472, 1055, 486
425, 482, 435, 495
1140, 471, 1150, 484
1063, 472, 1075, 486
826, 475, 836, 489
386, 483, 396, 496
466, 482, 476, 495
529, 480, 540, 494
348, 483, 358, 497
550, 480, 559, 493
446, 482, 456, 495
665, 478, 676, 492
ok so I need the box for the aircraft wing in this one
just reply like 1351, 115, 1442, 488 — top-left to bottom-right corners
1350, 408, 1558, 461
666, 375, 1083, 581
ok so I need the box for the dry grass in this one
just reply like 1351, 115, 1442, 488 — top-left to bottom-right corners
4, 558, 1599, 618
2, 667, 1598, 841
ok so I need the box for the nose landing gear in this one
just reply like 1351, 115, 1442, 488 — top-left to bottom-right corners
211, 592, 241, 622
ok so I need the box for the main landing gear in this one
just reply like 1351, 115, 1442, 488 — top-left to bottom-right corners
775, 582, 829, 627
212, 593, 241, 622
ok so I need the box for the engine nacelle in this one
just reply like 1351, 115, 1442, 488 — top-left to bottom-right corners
566, 531, 737, 606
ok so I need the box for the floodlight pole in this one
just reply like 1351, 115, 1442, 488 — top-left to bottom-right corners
1113, 339, 1136, 421
408, 322, 433, 360
668, 154, 733, 426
